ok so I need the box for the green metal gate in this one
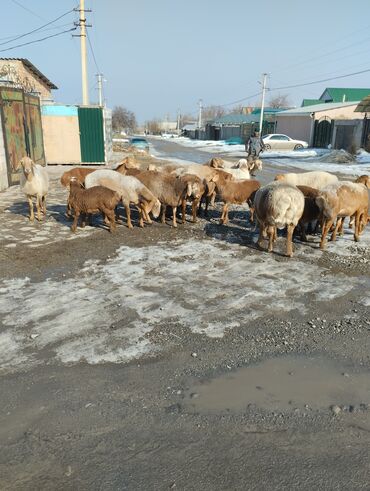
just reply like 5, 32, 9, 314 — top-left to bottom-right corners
313, 117, 334, 148
78, 107, 105, 162
0, 87, 45, 185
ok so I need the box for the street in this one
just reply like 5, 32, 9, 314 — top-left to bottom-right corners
0, 140, 370, 490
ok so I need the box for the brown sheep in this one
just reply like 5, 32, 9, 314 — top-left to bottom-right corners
296, 185, 321, 241
179, 174, 206, 223
60, 167, 97, 187
68, 179, 120, 233
134, 171, 192, 227
316, 181, 369, 249
211, 175, 261, 225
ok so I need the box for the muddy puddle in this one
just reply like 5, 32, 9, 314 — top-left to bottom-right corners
184, 355, 370, 413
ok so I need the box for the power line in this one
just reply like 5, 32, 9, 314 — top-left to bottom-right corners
0, 27, 77, 53
10, 0, 44, 20
86, 30, 100, 73
269, 68, 370, 92
0, 23, 75, 42
0, 7, 76, 46
218, 91, 262, 108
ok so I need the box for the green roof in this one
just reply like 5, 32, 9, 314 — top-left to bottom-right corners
320, 87, 370, 103
301, 99, 322, 107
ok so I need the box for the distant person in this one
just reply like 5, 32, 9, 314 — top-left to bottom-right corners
246, 130, 265, 158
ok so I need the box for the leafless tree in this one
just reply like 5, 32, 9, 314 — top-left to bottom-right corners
202, 105, 226, 122
145, 119, 161, 135
112, 106, 137, 134
268, 93, 290, 108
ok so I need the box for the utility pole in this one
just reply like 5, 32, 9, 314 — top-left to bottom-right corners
97, 73, 104, 106
198, 99, 203, 129
177, 108, 181, 135
259, 73, 268, 135
79, 0, 89, 105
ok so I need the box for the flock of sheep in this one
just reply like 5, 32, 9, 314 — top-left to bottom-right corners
18, 154, 370, 258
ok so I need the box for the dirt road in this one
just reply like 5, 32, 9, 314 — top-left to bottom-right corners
0, 146, 369, 490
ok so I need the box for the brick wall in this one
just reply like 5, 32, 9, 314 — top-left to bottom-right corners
0, 60, 52, 100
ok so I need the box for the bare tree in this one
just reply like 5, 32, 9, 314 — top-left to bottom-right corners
268, 93, 290, 109
145, 119, 161, 135
201, 105, 226, 122
112, 106, 137, 134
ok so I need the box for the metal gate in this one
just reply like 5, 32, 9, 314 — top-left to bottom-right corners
0, 87, 45, 185
313, 117, 334, 148
334, 125, 355, 151
361, 117, 370, 151
78, 107, 105, 162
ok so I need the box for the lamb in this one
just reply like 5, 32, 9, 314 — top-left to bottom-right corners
206, 156, 262, 176
114, 155, 139, 174
275, 170, 338, 189
316, 181, 369, 249
68, 178, 120, 233
212, 175, 261, 225
255, 182, 305, 257
339, 175, 370, 232
223, 159, 251, 180
19, 156, 49, 222
134, 170, 192, 227
84, 169, 161, 228
60, 167, 97, 188
179, 174, 206, 223
296, 185, 321, 241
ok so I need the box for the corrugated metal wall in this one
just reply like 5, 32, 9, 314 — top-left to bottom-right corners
78, 107, 105, 162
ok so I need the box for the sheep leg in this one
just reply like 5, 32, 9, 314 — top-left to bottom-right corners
181, 199, 186, 224
143, 206, 152, 224
286, 224, 295, 257
204, 196, 210, 217
338, 217, 345, 236
81, 213, 86, 228
28, 196, 34, 222
210, 191, 216, 207
41, 195, 47, 216
220, 204, 229, 225
257, 221, 265, 249
320, 219, 333, 250
267, 225, 275, 253
348, 215, 354, 229
36, 196, 42, 221
192, 200, 199, 223
125, 204, 133, 228
299, 222, 308, 242
106, 210, 116, 233
138, 208, 144, 228
172, 206, 178, 228
354, 210, 361, 242
161, 205, 166, 224
71, 210, 80, 232
330, 219, 341, 242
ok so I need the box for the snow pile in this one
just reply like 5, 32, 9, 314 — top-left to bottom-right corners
0, 236, 368, 373
317, 150, 355, 163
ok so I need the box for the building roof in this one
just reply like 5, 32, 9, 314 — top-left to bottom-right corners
0, 58, 57, 89
251, 107, 283, 115
211, 113, 265, 125
319, 87, 370, 103
355, 95, 370, 113
276, 100, 359, 116
301, 99, 322, 107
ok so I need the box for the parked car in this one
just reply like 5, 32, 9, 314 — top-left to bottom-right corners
224, 136, 244, 145
129, 137, 150, 152
262, 134, 308, 151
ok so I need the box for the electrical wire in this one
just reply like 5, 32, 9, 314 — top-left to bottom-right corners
269, 68, 370, 92
0, 23, 75, 42
218, 91, 262, 108
86, 30, 101, 73
0, 27, 77, 53
0, 7, 76, 46
10, 0, 44, 20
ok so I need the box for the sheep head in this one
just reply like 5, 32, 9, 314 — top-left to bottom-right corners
274, 174, 285, 181
20, 156, 34, 181
208, 157, 224, 168
151, 199, 161, 218
356, 174, 370, 188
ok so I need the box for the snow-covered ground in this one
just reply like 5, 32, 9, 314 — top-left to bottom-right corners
1, 224, 369, 373
154, 136, 370, 176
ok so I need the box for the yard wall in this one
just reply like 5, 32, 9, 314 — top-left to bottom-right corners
41, 105, 81, 164
275, 115, 313, 143
0, 118, 9, 191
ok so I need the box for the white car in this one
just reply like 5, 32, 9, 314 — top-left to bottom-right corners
262, 134, 308, 151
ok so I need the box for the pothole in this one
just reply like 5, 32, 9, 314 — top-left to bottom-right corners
184, 355, 370, 414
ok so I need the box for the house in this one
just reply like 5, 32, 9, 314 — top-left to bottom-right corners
0, 58, 57, 101
355, 95, 370, 150
205, 111, 277, 141
275, 101, 362, 148
319, 87, 370, 104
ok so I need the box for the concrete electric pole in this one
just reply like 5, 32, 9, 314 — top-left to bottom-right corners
258, 73, 268, 135
97, 73, 104, 106
79, 0, 89, 105
177, 108, 181, 135
198, 99, 203, 129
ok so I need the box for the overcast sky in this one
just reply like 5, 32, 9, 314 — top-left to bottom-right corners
2, 0, 370, 123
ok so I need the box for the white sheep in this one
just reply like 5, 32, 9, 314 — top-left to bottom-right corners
274, 170, 338, 189
255, 181, 305, 257
223, 159, 251, 180
19, 156, 49, 222
85, 169, 161, 228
